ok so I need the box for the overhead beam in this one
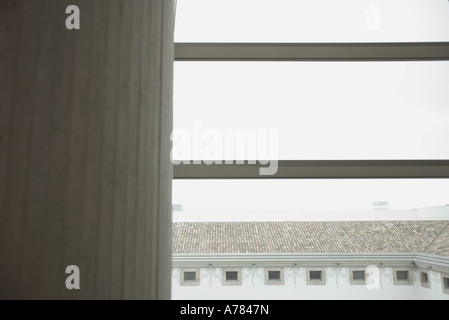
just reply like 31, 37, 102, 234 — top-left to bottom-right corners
173, 160, 449, 179
175, 42, 449, 61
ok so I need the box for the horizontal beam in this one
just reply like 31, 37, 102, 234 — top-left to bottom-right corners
175, 42, 449, 61
173, 160, 449, 179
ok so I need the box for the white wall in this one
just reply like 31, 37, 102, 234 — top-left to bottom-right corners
418, 270, 449, 300
172, 267, 449, 300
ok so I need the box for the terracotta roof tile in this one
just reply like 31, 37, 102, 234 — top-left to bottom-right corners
426, 224, 449, 256
172, 221, 449, 256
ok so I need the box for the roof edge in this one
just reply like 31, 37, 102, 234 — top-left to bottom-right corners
172, 253, 449, 273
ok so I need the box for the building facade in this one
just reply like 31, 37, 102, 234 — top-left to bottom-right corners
172, 216, 449, 300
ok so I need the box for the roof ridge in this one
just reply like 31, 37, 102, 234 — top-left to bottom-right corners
172, 220, 448, 224
423, 221, 449, 254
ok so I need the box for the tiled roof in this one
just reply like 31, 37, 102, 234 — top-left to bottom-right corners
172, 221, 449, 256
426, 224, 449, 257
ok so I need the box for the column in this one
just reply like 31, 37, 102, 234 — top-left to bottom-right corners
0, 0, 173, 299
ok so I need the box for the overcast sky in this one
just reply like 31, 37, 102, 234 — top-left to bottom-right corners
173, 1, 449, 214
174, 1, 449, 160
175, 0, 449, 43
173, 179, 449, 211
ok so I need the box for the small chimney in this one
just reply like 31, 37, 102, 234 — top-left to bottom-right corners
372, 201, 389, 210
172, 204, 183, 211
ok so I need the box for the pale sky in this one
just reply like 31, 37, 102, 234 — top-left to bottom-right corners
174, 61, 449, 160
173, 179, 449, 211
173, 1, 449, 214
175, 0, 449, 43
174, 1, 449, 160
